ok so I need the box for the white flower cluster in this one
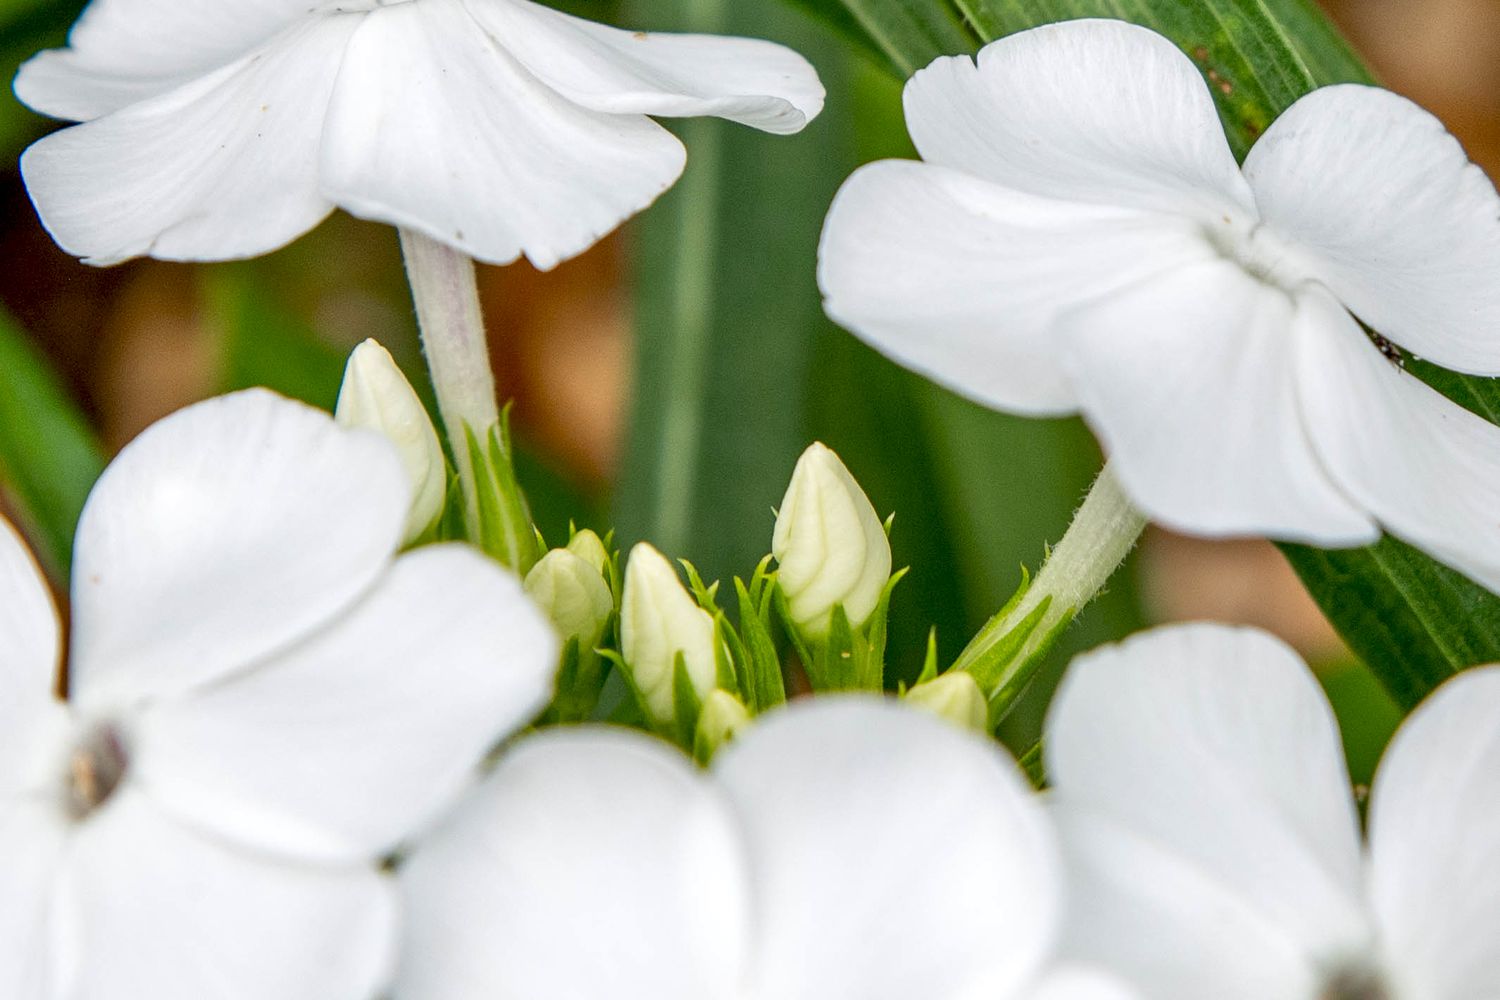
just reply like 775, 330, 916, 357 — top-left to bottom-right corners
8, 2, 1500, 998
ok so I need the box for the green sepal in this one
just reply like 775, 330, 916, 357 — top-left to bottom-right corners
543, 634, 611, 725
671, 651, 705, 751
915, 628, 941, 686
1016, 739, 1046, 791
461, 411, 540, 574
734, 559, 787, 712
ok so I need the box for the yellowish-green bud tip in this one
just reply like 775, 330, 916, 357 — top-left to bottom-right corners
335, 339, 446, 544
772, 442, 892, 637
905, 673, 988, 733
620, 543, 718, 723
565, 529, 611, 578
695, 690, 752, 757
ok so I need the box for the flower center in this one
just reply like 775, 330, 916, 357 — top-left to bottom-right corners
1320, 966, 1394, 1000
64, 723, 129, 821
1203, 214, 1309, 293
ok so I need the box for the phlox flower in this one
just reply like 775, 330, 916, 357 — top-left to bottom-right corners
819, 19, 1500, 592
1045, 623, 1500, 999
393, 698, 1132, 1000
0, 389, 556, 1000
16, 0, 825, 268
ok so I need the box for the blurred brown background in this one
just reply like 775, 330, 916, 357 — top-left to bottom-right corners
0, 0, 1495, 669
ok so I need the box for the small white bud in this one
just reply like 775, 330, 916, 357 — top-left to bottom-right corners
335, 339, 446, 543
620, 543, 718, 723
694, 689, 752, 758
905, 673, 988, 733
772, 442, 892, 637
524, 549, 612, 651
565, 529, 611, 578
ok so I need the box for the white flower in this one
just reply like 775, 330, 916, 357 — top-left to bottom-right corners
336, 338, 447, 544
619, 542, 718, 724
0, 389, 556, 1000
773, 442, 892, 637
16, 0, 825, 268
1044, 623, 1500, 999
392, 698, 1134, 1000
819, 18, 1500, 592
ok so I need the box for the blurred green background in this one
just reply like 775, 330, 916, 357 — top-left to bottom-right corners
6, 0, 1491, 779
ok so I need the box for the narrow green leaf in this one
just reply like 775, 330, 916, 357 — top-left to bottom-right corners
615, 0, 859, 587
0, 308, 105, 579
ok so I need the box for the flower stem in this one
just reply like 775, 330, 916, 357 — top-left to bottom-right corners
954, 462, 1146, 717
399, 228, 499, 534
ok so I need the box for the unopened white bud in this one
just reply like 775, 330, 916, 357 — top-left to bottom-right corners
694, 689, 751, 758
336, 339, 446, 543
620, 543, 718, 723
566, 529, 611, 578
773, 442, 892, 637
524, 549, 612, 651
905, 673, 988, 733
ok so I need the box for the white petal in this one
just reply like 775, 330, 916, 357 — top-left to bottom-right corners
56, 790, 397, 1000
1059, 260, 1376, 543
818, 160, 1213, 416
904, 20, 1252, 219
0, 801, 68, 1000
395, 727, 747, 1000
20, 16, 354, 266
463, 0, 823, 133
320, 0, 686, 270
1244, 85, 1500, 375
1295, 287, 1500, 594
0, 516, 65, 797
1022, 966, 1140, 1000
713, 697, 1058, 1000
1045, 625, 1371, 966
69, 390, 408, 709
1368, 666, 1500, 998
15, 0, 313, 121
1050, 806, 1322, 1000
136, 544, 555, 862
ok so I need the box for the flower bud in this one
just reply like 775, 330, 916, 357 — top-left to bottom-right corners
693, 689, 752, 760
620, 543, 718, 724
524, 548, 612, 651
772, 442, 892, 637
565, 529, 611, 578
335, 339, 446, 543
905, 673, 988, 733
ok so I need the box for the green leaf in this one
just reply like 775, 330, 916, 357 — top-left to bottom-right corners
0, 307, 105, 579
781, 0, 979, 76
614, 0, 859, 587
792, 0, 1500, 709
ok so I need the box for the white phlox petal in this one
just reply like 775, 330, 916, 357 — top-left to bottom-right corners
0, 516, 66, 797
14, 0, 315, 120
463, 0, 823, 133
713, 698, 1061, 1000
21, 15, 358, 265
819, 159, 1212, 416
68, 389, 408, 709
1057, 260, 1376, 543
1295, 287, 1500, 595
320, 0, 687, 270
1245, 85, 1500, 375
395, 727, 748, 1000
55, 789, 397, 1000
0, 802, 68, 1000
903, 19, 1252, 220
1368, 666, 1500, 999
134, 544, 555, 863
1045, 625, 1372, 976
